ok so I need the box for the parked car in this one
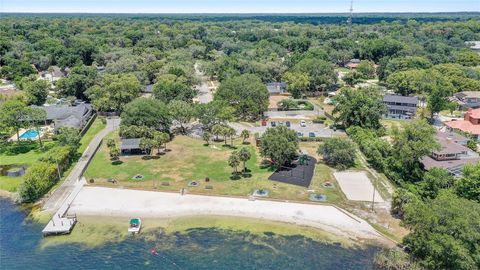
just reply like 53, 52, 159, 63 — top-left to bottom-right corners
271, 121, 276, 127
300, 120, 306, 127
297, 132, 304, 137
286, 121, 291, 127
309, 132, 315, 138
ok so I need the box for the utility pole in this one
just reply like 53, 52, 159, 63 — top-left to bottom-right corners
347, 0, 354, 35
371, 177, 376, 212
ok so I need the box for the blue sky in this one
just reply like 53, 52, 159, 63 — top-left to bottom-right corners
1, 0, 479, 13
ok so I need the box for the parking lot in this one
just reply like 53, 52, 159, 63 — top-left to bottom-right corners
230, 121, 344, 138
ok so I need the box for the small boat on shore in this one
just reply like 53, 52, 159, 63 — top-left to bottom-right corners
128, 218, 142, 234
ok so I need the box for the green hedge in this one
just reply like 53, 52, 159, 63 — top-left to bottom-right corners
18, 145, 75, 203
18, 162, 58, 203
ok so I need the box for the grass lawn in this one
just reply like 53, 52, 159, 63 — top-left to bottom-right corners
439, 109, 464, 118
381, 119, 407, 135
78, 118, 106, 154
86, 134, 346, 203
0, 118, 106, 192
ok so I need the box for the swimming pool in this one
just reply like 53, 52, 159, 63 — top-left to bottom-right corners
19, 129, 40, 139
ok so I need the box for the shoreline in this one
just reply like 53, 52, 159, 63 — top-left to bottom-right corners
67, 186, 393, 246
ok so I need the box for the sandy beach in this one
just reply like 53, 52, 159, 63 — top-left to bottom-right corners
68, 187, 386, 242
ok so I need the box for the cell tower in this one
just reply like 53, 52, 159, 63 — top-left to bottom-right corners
347, 0, 353, 34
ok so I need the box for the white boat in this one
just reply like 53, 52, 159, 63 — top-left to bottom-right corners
128, 218, 142, 234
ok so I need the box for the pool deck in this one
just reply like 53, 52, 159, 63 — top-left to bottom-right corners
7, 128, 44, 142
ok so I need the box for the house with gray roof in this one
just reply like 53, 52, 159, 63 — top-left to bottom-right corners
39, 66, 65, 82
421, 131, 480, 176
466, 41, 480, 53
34, 103, 93, 130
266, 82, 288, 95
383, 94, 419, 119
453, 91, 480, 109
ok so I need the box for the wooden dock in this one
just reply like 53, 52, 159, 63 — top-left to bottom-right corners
42, 213, 77, 236
42, 180, 83, 236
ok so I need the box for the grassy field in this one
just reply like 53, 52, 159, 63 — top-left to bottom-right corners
86, 134, 346, 203
380, 119, 407, 135
0, 118, 105, 192
78, 118, 106, 153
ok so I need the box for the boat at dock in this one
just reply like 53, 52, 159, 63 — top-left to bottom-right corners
128, 218, 142, 234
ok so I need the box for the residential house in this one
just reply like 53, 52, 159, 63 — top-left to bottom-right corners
266, 82, 288, 95
141, 84, 154, 98
345, 59, 361, 69
34, 103, 93, 130
39, 66, 65, 82
120, 138, 145, 155
453, 91, 480, 109
266, 82, 289, 111
421, 131, 480, 176
0, 81, 19, 100
466, 41, 480, 54
445, 108, 480, 141
383, 94, 419, 119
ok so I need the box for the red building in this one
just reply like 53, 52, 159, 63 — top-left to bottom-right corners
445, 108, 480, 141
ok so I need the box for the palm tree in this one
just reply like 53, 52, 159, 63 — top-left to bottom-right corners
153, 132, 167, 154
109, 146, 120, 161
220, 126, 229, 145
139, 138, 154, 156
227, 127, 236, 146
241, 129, 250, 144
228, 151, 241, 174
202, 131, 211, 145
212, 124, 223, 141
161, 132, 170, 150
238, 147, 251, 173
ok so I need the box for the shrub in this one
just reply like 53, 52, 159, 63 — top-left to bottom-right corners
318, 137, 356, 169
18, 162, 58, 203
312, 115, 327, 124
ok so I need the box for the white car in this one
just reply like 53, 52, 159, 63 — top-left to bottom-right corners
300, 120, 306, 127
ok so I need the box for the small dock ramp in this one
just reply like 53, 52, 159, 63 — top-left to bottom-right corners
42, 180, 84, 236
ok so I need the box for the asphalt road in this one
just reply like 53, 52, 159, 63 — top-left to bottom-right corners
194, 63, 213, 104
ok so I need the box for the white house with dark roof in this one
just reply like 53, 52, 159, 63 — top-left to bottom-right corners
383, 94, 419, 119
421, 131, 480, 176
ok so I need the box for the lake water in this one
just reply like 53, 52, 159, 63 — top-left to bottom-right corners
0, 197, 380, 270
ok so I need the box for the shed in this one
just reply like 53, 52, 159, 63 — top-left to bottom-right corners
120, 138, 144, 155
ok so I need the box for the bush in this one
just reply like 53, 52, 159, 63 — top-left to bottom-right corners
374, 248, 422, 270
299, 137, 326, 142
40, 145, 74, 172
312, 115, 327, 124
391, 188, 418, 218
318, 137, 356, 169
18, 162, 58, 203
